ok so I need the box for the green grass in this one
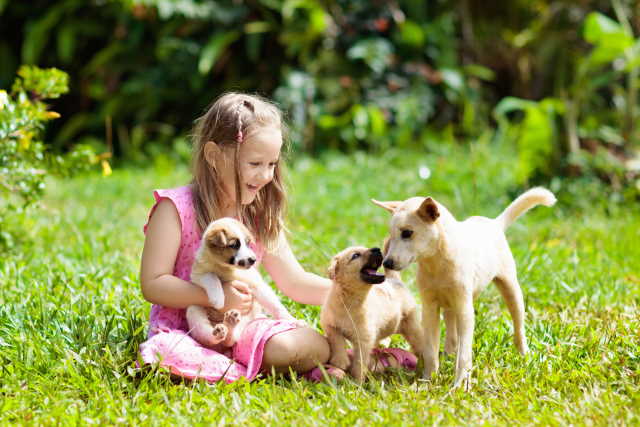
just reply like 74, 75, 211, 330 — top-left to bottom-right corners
1, 142, 639, 425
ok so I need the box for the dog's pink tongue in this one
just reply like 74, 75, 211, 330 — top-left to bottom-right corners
365, 269, 383, 276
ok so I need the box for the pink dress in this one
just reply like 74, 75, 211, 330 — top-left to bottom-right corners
138, 185, 299, 383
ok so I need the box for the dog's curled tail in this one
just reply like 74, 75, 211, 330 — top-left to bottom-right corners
496, 187, 556, 230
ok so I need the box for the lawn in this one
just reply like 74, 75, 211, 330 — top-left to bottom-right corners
1, 141, 638, 425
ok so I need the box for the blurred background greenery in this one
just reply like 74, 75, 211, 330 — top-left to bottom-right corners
1, 0, 639, 227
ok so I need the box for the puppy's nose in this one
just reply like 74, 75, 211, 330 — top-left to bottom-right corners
370, 247, 381, 254
383, 258, 394, 269
248, 257, 256, 266
238, 259, 246, 267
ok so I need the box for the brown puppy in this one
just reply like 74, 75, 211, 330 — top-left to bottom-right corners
187, 217, 301, 348
320, 246, 425, 382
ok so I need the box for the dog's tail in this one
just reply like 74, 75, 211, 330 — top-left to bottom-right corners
496, 187, 556, 230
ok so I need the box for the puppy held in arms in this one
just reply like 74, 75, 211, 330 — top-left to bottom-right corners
320, 246, 425, 382
373, 187, 556, 390
187, 217, 302, 348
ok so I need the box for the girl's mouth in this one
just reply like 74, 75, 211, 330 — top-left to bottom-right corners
246, 184, 259, 192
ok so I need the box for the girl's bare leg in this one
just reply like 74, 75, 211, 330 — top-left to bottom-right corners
261, 327, 330, 373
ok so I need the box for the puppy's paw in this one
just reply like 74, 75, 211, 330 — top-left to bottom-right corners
212, 323, 228, 342
329, 353, 350, 371
224, 309, 241, 326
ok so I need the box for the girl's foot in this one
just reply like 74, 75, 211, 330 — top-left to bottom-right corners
303, 364, 347, 382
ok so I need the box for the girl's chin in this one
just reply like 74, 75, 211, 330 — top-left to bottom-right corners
241, 192, 258, 205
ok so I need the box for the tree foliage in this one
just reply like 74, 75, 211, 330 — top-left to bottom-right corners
0, 0, 638, 189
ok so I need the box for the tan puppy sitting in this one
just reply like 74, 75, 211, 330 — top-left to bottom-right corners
187, 217, 301, 348
373, 188, 556, 390
320, 246, 425, 382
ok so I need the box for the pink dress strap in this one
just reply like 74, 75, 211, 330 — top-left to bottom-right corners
138, 185, 296, 383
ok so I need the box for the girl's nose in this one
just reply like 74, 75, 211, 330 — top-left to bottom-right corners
259, 167, 273, 182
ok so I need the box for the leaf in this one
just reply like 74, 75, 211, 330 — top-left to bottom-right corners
583, 12, 633, 64
493, 96, 535, 120
397, 20, 424, 47
57, 24, 76, 64
22, 6, 65, 64
347, 38, 393, 75
198, 31, 240, 75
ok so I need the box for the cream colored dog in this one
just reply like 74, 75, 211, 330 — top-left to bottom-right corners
320, 246, 425, 382
187, 217, 300, 348
373, 188, 556, 390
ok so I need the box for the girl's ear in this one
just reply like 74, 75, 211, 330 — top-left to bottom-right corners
204, 141, 221, 167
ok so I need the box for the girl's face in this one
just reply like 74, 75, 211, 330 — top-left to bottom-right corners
217, 125, 283, 206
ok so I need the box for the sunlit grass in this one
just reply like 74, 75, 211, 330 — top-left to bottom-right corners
1, 144, 638, 425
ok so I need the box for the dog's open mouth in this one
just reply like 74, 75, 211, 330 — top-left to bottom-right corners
360, 253, 385, 284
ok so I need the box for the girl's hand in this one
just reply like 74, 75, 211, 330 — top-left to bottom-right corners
221, 280, 253, 315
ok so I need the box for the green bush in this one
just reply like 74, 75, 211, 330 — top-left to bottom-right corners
0, 66, 102, 247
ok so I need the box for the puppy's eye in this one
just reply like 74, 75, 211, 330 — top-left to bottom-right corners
351, 253, 361, 260
229, 239, 240, 250
401, 229, 413, 239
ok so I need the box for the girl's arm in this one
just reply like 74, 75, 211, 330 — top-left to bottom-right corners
261, 233, 332, 306
140, 199, 252, 312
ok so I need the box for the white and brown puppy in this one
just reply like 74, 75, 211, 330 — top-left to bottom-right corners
320, 246, 424, 382
373, 188, 556, 390
187, 217, 300, 348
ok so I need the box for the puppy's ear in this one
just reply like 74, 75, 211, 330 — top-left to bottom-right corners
417, 197, 440, 222
207, 228, 228, 248
371, 199, 402, 214
327, 257, 339, 281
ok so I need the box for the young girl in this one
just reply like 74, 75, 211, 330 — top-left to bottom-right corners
139, 92, 416, 383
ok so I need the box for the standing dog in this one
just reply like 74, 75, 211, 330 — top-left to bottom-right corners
320, 246, 425, 382
373, 188, 556, 389
187, 217, 301, 348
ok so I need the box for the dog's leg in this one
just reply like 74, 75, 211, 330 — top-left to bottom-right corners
443, 308, 458, 355
494, 269, 529, 355
186, 305, 225, 347
421, 301, 440, 380
325, 326, 350, 371
350, 338, 373, 383
453, 298, 474, 391
400, 308, 425, 360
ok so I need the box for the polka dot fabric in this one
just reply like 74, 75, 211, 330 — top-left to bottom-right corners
138, 185, 298, 383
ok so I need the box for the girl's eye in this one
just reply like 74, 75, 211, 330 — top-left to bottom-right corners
401, 229, 413, 239
250, 162, 261, 167
351, 253, 361, 260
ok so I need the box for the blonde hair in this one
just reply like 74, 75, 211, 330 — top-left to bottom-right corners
191, 92, 288, 249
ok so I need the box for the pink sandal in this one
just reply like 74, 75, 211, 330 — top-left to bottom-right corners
371, 348, 418, 371
303, 364, 347, 382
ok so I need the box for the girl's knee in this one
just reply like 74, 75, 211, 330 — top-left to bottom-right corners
263, 327, 330, 372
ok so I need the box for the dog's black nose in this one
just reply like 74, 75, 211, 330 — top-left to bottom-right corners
238, 259, 246, 267
383, 258, 394, 269
370, 247, 381, 254
248, 257, 256, 266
